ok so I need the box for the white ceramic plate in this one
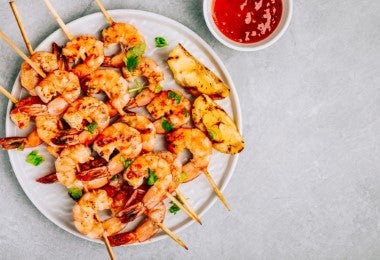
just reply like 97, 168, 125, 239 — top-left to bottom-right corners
6, 9, 242, 245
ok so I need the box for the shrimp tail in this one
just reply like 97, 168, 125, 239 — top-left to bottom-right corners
108, 232, 137, 247
36, 172, 58, 184
0, 137, 26, 149
77, 166, 109, 181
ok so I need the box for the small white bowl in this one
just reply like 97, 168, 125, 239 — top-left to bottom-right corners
203, 0, 293, 51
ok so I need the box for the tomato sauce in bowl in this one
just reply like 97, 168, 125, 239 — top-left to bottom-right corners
212, 0, 283, 44
203, 0, 292, 51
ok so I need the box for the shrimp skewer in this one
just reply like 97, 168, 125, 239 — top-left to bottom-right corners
43, 0, 105, 78
166, 128, 231, 210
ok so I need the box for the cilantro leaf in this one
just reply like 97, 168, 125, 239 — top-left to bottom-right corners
169, 195, 185, 215
183, 108, 189, 118
84, 122, 98, 134
125, 57, 138, 72
124, 43, 146, 72
154, 85, 163, 93
110, 174, 119, 181
169, 202, 180, 214
128, 43, 146, 57
129, 79, 146, 94
178, 172, 187, 183
167, 91, 181, 104
155, 36, 168, 48
120, 156, 133, 169
26, 150, 44, 166
161, 117, 174, 132
147, 168, 157, 185
68, 187, 83, 201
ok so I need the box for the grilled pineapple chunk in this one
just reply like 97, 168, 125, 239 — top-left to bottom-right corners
192, 94, 244, 154
167, 44, 230, 99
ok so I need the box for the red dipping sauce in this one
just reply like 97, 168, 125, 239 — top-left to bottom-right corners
212, 0, 283, 44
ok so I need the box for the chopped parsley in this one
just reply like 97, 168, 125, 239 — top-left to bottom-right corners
155, 36, 168, 47
178, 172, 187, 183
161, 117, 174, 132
68, 187, 83, 201
120, 156, 133, 169
129, 80, 146, 94
207, 129, 217, 141
154, 85, 163, 93
110, 174, 119, 181
147, 168, 157, 185
124, 43, 146, 72
26, 150, 44, 166
169, 195, 183, 215
84, 122, 98, 134
183, 108, 189, 118
17, 143, 25, 151
167, 91, 181, 104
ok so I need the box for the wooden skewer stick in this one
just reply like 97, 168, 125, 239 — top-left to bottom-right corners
102, 234, 116, 260
0, 85, 18, 104
155, 222, 188, 250
0, 30, 46, 78
9, 1, 34, 55
42, 0, 74, 40
166, 191, 202, 225
202, 169, 231, 211
94, 0, 114, 25
174, 188, 202, 224
94, 213, 117, 260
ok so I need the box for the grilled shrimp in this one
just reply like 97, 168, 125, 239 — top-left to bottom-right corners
146, 90, 191, 134
166, 128, 212, 182
82, 69, 130, 115
123, 57, 164, 108
20, 44, 64, 96
55, 144, 108, 190
102, 22, 145, 49
62, 35, 104, 78
118, 113, 156, 153
73, 189, 142, 239
62, 97, 110, 146
123, 152, 174, 210
35, 70, 81, 116
92, 122, 142, 162
108, 201, 166, 247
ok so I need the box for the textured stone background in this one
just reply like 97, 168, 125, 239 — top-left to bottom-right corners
0, 0, 379, 259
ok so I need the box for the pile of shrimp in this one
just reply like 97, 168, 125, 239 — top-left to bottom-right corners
0, 19, 241, 247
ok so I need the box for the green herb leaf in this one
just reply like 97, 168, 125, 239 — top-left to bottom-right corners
128, 43, 146, 57
183, 108, 189, 118
68, 187, 83, 201
161, 117, 174, 132
124, 43, 146, 72
154, 85, 163, 93
169, 195, 183, 215
155, 36, 168, 48
120, 156, 133, 169
26, 150, 44, 166
129, 79, 146, 94
147, 168, 157, 185
178, 172, 187, 183
84, 122, 98, 134
125, 56, 139, 72
17, 143, 25, 151
110, 174, 119, 181
207, 129, 217, 141
167, 91, 181, 104
169, 202, 180, 214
